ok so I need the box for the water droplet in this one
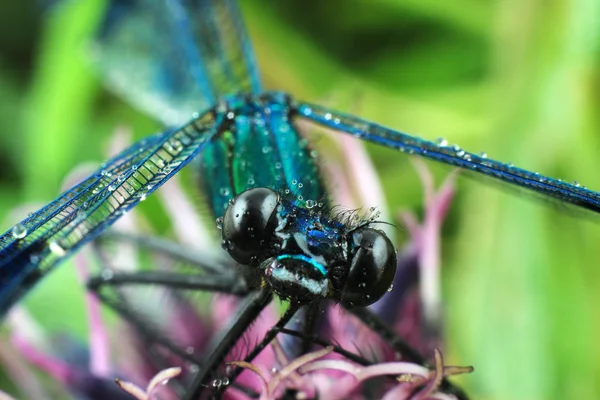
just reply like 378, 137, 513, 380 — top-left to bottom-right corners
108, 184, 117, 191
11, 224, 27, 239
49, 240, 66, 257
479, 152, 488, 159
222, 377, 229, 386
436, 137, 448, 147
291, 180, 297, 185
76, 209, 87, 221
306, 200, 316, 209
572, 181, 581, 187
212, 379, 222, 388
101, 269, 114, 280
139, 193, 147, 201
247, 177, 255, 185
388, 284, 394, 292
297, 182, 303, 188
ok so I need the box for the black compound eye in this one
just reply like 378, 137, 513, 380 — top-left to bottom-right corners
222, 188, 280, 265
341, 227, 397, 308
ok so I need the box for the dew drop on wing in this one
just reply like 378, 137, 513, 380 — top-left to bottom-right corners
453, 157, 600, 222
11, 224, 27, 240
48, 240, 66, 257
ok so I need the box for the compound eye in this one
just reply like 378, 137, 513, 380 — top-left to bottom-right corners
222, 188, 280, 265
341, 227, 396, 308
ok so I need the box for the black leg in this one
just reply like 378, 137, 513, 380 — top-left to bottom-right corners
98, 230, 230, 274
349, 306, 469, 400
278, 327, 374, 366
88, 235, 262, 398
184, 287, 274, 399
349, 307, 425, 364
87, 270, 250, 296
297, 302, 323, 356
91, 287, 203, 366
211, 303, 302, 398
279, 301, 323, 361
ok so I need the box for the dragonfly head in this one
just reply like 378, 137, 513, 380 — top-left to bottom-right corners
221, 187, 397, 308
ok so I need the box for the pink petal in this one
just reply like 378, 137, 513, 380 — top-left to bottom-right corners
158, 175, 215, 249
0, 340, 51, 400
380, 383, 414, 400
146, 367, 182, 397
10, 335, 72, 385
321, 161, 357, 209
0, 390, 18, 400
227, 360, 269, 395
74, 250, 111, 378
115, 379, 147, 400
266, 346, 334, 396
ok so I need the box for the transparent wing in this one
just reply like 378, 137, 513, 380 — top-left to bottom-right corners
0, 109, 223, 316
94, 0, 261, 125
295, 101, 600, 215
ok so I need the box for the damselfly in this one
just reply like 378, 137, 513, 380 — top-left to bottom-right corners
1, 1, 599, 399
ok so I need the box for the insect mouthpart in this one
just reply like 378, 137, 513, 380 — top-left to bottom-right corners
262, 253, 329, 303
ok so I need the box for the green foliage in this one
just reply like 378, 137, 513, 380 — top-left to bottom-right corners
1, 1, 599, 399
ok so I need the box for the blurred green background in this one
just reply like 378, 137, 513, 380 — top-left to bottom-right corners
1, 0, 600, 399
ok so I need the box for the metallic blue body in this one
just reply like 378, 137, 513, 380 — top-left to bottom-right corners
199, 93, 325, 218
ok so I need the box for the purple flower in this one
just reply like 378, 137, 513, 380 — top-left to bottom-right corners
0, 129, 472, 399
